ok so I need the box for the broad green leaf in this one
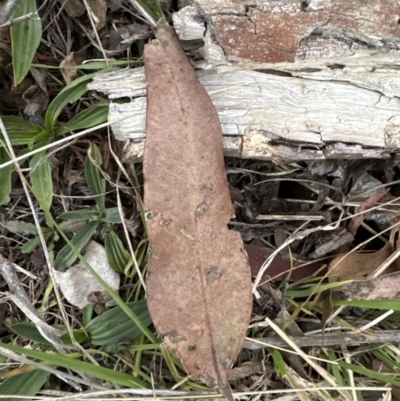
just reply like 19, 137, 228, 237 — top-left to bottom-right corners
0, 369, 49, 401
85, 142, 105, 211
0, 341, 147, 388
10, 0, 42, 85
270, 348, 287, 378
30, 151, 53, 212
54, 221, 98, 270
105, 231, 131, 273
1, 116, 40, 131
6, 220, 38, 235
102, 207, 122, 224
10, 322, 87, 345
0, 148, 12, 205
44, 73, 97, 131
55, 101, 110, 136
86, 300, 152, 345
21, 236, 41, 253
58, 210, 102, 221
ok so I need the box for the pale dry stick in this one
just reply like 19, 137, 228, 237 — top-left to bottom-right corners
29, 387, 391, 401
243, 329, 400, 349
82, 0, 110, 69
265, 318, 353, 401
246, 337, 338, 364
0, 346, 108, 391
343, 351, 357, 401
107, 133, 146, 290
256, 214, 324, 221
0, 261, 63, 346
127, 0, 156, 28
0, 118, 133, 170
358, 310, 394, 332
0, 10, 39, 28
252, 211, 344, 297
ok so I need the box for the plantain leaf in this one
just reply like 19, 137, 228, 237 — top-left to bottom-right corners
85, 142, 105, 211
10, 322, 87, 345
58, 210, 102, 221
104, 231, 131, 273
44, 73, 97, 131
54, 221, 99, 270
0, 369, 49, 401
55, 100, 110, 136
10, 0, 42, 85
102, 207, 122, 224
29, 151, 53, 212
0, 148, 12, 205
86, 300, 152, 345
0, 341, 147, 388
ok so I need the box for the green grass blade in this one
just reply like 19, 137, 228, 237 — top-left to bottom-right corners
54, 221, 98, 270
85, 142, 105, 211
287, 280, 353, 298
86, 300, 152, 346
333, 299, 400, 310
29, 151, 53, 212
0, 369, 49, 401
338, 361, 400, 387
10, 0, 42, 85
44, 73, 97, 131
0, 341, 148, 388
55, 100, 110, 136
0, 148, 12, 205
105, 230, 131, 273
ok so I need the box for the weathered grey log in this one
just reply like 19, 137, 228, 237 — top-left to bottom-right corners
89, 58, 400, 162
88, 0, 400, 162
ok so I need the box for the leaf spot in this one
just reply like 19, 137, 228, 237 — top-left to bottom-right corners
196, 202, 209, 218
180, 229, 195, 240
206, 267, 221, 281
145, 211, 154, 222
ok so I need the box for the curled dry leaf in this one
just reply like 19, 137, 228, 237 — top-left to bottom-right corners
54, 241, 119, 309
328, 242, 400, 301
328, 242, 398, 282
143, 19, 253, 399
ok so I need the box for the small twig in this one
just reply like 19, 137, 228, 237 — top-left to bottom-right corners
0, 346, 106, 391
244, 329, 400, 350
127, 0, 157, 28
0, 11, 39, 29
0, 0, 21, 26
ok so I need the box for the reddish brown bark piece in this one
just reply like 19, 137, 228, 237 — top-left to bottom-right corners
143, 19, 253, 399
196, 0, 400, 63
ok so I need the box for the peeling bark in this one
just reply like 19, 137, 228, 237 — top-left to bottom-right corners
88, 0, 400, 162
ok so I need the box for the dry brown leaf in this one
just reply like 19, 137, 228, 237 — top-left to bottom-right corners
328, 242, 398, 282
143, 19, 252, 399
60, 52, 87, 84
